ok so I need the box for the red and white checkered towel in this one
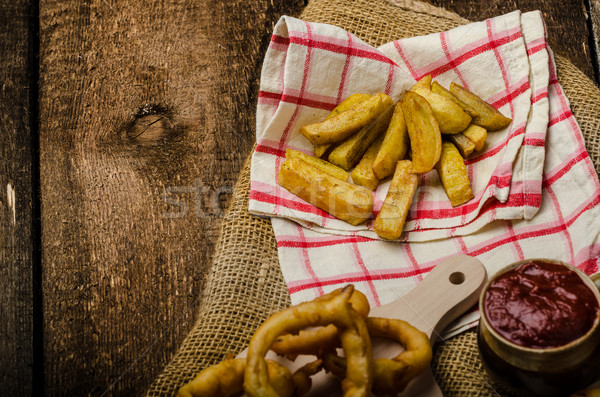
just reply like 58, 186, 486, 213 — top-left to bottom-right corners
249, 10, 600, 333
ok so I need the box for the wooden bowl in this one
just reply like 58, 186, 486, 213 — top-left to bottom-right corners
477, 259, 600, 396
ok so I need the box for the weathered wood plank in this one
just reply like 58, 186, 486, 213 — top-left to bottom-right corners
0, 2, 35, 396
38, 0, 304, 395
588, 0, 600, 82
35, 0, 598, 395
423, 0, 596, 82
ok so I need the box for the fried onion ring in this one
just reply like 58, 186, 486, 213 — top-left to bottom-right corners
321, 349, 347, 378
176, 358, 245, 397
244, 285, 373, 397
320, 317, 432, 396
369, 317, 432, 395
291, 359, 324, 397
271, 289, 371, 359
176, 358, 296, 397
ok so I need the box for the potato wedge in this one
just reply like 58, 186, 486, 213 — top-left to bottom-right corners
431, 80, 469, 110
447, 134, 476, 157
327, 93, 372, 120
414, 74, 432, 89
402, 91, 442, 174
300, 94, 384, 145
372, 101, 408, 180
449, 83, 512, 131
461, 124, 487, 151
373, 160, 419, 240
436, 141, 474, 207
351, 135, 384, 191
285, 148, 349, 181
278, 157, 373, 225
313, 144, 331, 159
410, 81, 472, 134
328, 93, 395, 171
314, 93, 372, 157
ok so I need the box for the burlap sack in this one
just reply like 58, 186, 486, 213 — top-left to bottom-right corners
146, 0, 600, 395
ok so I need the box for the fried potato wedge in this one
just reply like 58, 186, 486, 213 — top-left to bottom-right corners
351, 135, 384, 191
436, 141, 474, 207
449, 82, 512, 131
278, 157, 373, 225
372, 101, 408, 180
414, 74, 432, 89
300, 94, 384, 145
313, 144, 331, 159
314, 93, 372, 157
461, 124, 487, 151
402, 91, 442, 173
410, 81, 472, 134
447, 134, 476, 157
285, 148, 349, 181
373, 160, 419, 240
431, 80, 469, 110
328, 93, 395, 171
327, 93, 372, 119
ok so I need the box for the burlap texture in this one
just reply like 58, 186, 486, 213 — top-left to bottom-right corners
146, 0, 600, 395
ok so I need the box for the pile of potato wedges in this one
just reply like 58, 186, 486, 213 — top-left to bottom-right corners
278, 75, 512, 240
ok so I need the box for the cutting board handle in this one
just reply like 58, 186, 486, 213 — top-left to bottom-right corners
368, 254, 487, 397
371, 254, 487, 343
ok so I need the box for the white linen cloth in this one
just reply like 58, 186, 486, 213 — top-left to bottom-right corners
249, 10, 600, 334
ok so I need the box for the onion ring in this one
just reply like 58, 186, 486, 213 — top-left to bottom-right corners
321, 349, 347, 378
244, 285, 372, 397
270, 289, 370, 359
176, 358, 295, 397
320, 317, 432, 396
176, 358, 246, 397
368, 317, 432, 395
291, 359, 324, 397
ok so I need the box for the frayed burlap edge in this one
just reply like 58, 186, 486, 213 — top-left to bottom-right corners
386, 0, 469, 22
146, 0, 600, 395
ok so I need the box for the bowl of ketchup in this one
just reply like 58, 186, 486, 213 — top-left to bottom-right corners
477, 259, 600, 396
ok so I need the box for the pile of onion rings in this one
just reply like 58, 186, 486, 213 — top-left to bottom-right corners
177, 284, 432, 397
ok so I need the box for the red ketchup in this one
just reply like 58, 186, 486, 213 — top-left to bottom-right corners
484, 260, 599, 348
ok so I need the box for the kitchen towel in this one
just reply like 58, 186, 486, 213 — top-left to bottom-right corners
249, 10, 600, 333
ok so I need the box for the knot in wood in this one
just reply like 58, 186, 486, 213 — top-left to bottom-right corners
127, 114, 174, 144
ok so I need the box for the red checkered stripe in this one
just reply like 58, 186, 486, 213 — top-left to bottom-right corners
393, 34, 548, 238
518, 12, 551, 219
253, 16, 408, 232
273, 72, 600, 304
386, 17, 534, 217
276, 173, 600, 305
261, 13, 600, 338
252, 16, 539, 234
366, 50, 588, 243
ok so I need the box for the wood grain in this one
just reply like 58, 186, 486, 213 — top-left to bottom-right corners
0, 0, 593, 395
0, 2, 35, 396
589, 0, 600, 82
423, 0, 596, 82
38, 0, 304, 395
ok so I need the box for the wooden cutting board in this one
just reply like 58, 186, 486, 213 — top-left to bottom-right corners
240, 254, 488, 396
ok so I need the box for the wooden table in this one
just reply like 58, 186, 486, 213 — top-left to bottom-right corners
1, 0, 599, 395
